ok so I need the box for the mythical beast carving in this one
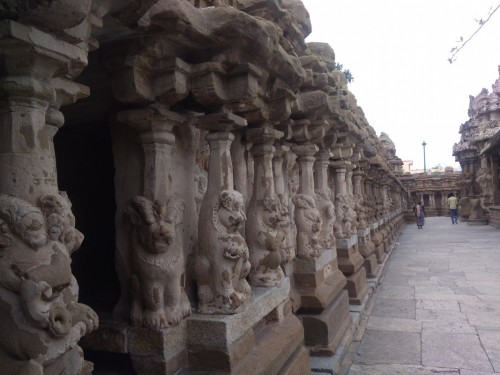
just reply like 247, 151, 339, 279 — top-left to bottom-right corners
0, 193, 98, 375
125, 195, 190, 329
293, 194, 322, 259
196, 190, 251, 314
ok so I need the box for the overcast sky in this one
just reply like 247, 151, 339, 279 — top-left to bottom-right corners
302, 0, 500, 171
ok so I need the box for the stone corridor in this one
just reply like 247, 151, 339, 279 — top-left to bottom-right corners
343, 217, 500, 375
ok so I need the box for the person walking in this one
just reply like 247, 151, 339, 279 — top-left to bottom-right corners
415, 201, 425, 229
447, 193, 458, 224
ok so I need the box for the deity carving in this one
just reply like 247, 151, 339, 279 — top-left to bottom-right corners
334, 194, 354, 238
476, 167, 493, 200
293, 194, 322, 259
196, 190, 251, 314
0, 193, 98, 375
354, 194, 367, 228
469, 198, 486, 220
194, 145, 209, 217
315, 190, 336, 249
125, 195, 190, 329
247, 198, 286, 287
345, 195, 359, 235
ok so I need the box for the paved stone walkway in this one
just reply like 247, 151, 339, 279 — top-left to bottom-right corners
345, 216, 500, 375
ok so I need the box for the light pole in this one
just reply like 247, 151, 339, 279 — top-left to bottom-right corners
422, 141, 427, 174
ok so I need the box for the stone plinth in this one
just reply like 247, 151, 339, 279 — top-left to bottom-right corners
336, 236, 369, 305
336, 236, 363, 274
294, 249, 346, 311
490, 206, 500, 228
293, 250, 351, 356
186, 279, 310, 374
301, 290, 352, 356
81, 320, 187, 374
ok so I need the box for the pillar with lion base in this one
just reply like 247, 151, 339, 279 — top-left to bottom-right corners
190, 113, 309, 374
370, 176, 387, 263
330, 143, 368, 305
0, 12, 98, 375
288, 120, 352, 357
353, 167, 379, 278
110, 106, 191, 374
331, 144, 369, 306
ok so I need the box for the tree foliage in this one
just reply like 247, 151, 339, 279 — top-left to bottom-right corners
335, 62, 354, 83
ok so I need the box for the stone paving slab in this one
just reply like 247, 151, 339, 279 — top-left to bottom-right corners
422, 331, 493, 371
345, 217, 500, 374
348, 364, 458, 375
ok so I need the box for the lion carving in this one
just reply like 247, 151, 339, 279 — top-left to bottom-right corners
247, 197, 285, 287
0, 193, 98, 375
125, 195, 190, 329
293, 194, 322, 259
196, 190, 251, 314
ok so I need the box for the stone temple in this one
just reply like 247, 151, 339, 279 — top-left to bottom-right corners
0, 1, 413, 374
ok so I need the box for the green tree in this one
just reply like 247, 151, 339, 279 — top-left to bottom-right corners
335, 63, 354, 83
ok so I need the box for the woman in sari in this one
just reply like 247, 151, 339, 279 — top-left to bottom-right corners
415, 201, 425, 229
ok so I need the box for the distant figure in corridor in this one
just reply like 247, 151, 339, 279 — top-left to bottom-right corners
447, 193, 458, 224
414, 201, 425, 229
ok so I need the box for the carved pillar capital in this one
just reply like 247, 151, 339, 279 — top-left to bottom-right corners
118, 106, 185, 201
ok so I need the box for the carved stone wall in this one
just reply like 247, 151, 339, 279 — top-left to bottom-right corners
453, 67, 500, 225
1, 0, 409, 374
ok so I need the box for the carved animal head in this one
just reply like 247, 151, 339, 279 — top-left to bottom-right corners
0, 194, 47, 250
293, 194, 322, 234
260, 198, 281, 229
125, 195, 185, 254
37, 193, 84, 254
218, 190, 246, 233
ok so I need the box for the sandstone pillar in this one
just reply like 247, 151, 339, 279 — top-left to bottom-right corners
292, 143, 323, 258
331, 153, 368, 305
115, 106, 190, 373
290, 133, 351, 356
354, 171, 379, 278
189, 115, 308, 374
273, 144, 296, 266
0, 18, 98, 375
195, 113, 251, 314
246, 126, 286, 287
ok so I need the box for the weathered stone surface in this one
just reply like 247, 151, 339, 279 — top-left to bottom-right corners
301, 290, 351, 355
346, 266, 369, 305
0, 0, 411, 373
355, 329, 421, 365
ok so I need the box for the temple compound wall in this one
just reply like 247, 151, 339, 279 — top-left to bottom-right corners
400, 168, 460, 220
453, 67, 500, 227
0, 1, 407, 374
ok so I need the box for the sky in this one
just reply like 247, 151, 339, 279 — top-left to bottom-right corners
301, 0, 500, 171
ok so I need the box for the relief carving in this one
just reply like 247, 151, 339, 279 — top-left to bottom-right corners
125, 195, 190, 329
196, 190, 251, 314
315, 190, 336, 249
0, 193, 98, 375
469, 198, 486, 220
293, 194, 322, 259
334, 193, 352, 238
248, 197, 285, 287
354, 194, 367, 228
